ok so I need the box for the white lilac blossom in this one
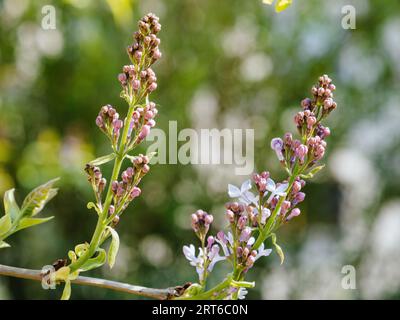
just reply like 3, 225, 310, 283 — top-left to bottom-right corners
183, 244, 205, 281
255, 243, 272, 261
228, 180, 258, 205
265, 178, 289, 203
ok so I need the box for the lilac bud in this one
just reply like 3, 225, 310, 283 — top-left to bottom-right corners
138, 125, 151, 140
324, 98, 333, 109
148, 82, 157, 92
204, 214, 214, 225
239, 227, 252, 243
295, 144, 308, 161
130, 187, 141, 199
142, 164, 150, 173
246, 255, 256, 268
237, 216, 247, 230
108, 205, 115, 216
118, 73, 127, 84
286, 208, 301, 221
301, 98, 312, 109
132, 79, 140, 91
147, 119, 156, 127
293, 181, 302, 193
96, 116, 103, 127
225, 209, 235, 223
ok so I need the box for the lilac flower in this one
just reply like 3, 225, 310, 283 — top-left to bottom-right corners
183, 244, 205, 281
255, 243, 272, 261
228, 180, 258, 205
271, 137, 284, 161
252, 206, 271, 224
265, 178, 288, 203
215, 231, 234, 257
207, 245, 226, 272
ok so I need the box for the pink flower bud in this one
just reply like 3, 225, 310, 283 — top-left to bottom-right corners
139, 125, 151, 140
287, 208, 301, 221
148, 82, 158, 92
130, 187, 141, 199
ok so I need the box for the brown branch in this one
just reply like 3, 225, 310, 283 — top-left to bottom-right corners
0, 264, 180, 300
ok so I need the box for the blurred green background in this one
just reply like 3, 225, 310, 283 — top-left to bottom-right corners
1, 0, 400, 299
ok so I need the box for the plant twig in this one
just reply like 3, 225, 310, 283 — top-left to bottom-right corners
0, 264, 178, 300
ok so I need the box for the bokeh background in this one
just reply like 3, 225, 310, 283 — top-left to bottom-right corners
1, 0, 400, 299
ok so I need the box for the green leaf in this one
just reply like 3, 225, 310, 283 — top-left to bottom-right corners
4, 189, 20, 221
14, 216, 54, 232
68, 250, 77, 262
271, 233, 285, 265
61, 280, 71, 300
74, 243, 89, 257
300, 164, 325, 179
0, 240, 10, 249
79, 248, 106, 272
89, 153, 116, 166
107, 227, 120, 269
0, 213, 12, 236
21, 178, 59, 217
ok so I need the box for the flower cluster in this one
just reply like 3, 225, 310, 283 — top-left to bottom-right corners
182, 75, 338, 300
129, 101, 158, 143
85, 165, 107, 200
95, 105, 123, 149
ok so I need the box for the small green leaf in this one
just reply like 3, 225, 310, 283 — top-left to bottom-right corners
21, 178, 59, 217
107, 227, 120, 269
89, 153, 116, 166
74, 243, 89, 257
61, 280, 71, 300
14, 216, 54, 232
271, 233, 285, 264
0, 213, 12, 236
68, 250, 77, 262
4, 189, 20, 221
300, 164, 325, 179
79, 248, 106, 272
0, 240, 10, 249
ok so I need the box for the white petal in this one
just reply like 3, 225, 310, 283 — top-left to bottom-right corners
240, 179, 252, 193
247, 237, 255, 246
228, 184, 241, 198
244, 191, 259, 205
265, 178, 276, 192
276, 182, 289, 194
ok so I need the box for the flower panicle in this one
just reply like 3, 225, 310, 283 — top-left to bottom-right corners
183, 75, 338, 300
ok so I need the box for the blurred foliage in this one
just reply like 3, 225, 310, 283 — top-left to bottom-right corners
0, 0, 400, 299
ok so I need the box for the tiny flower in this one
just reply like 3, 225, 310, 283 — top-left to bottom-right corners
265, 178, 288, 203
207, 245, 226, 272
228, 180, 258, 205
255, 243, 272, 261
